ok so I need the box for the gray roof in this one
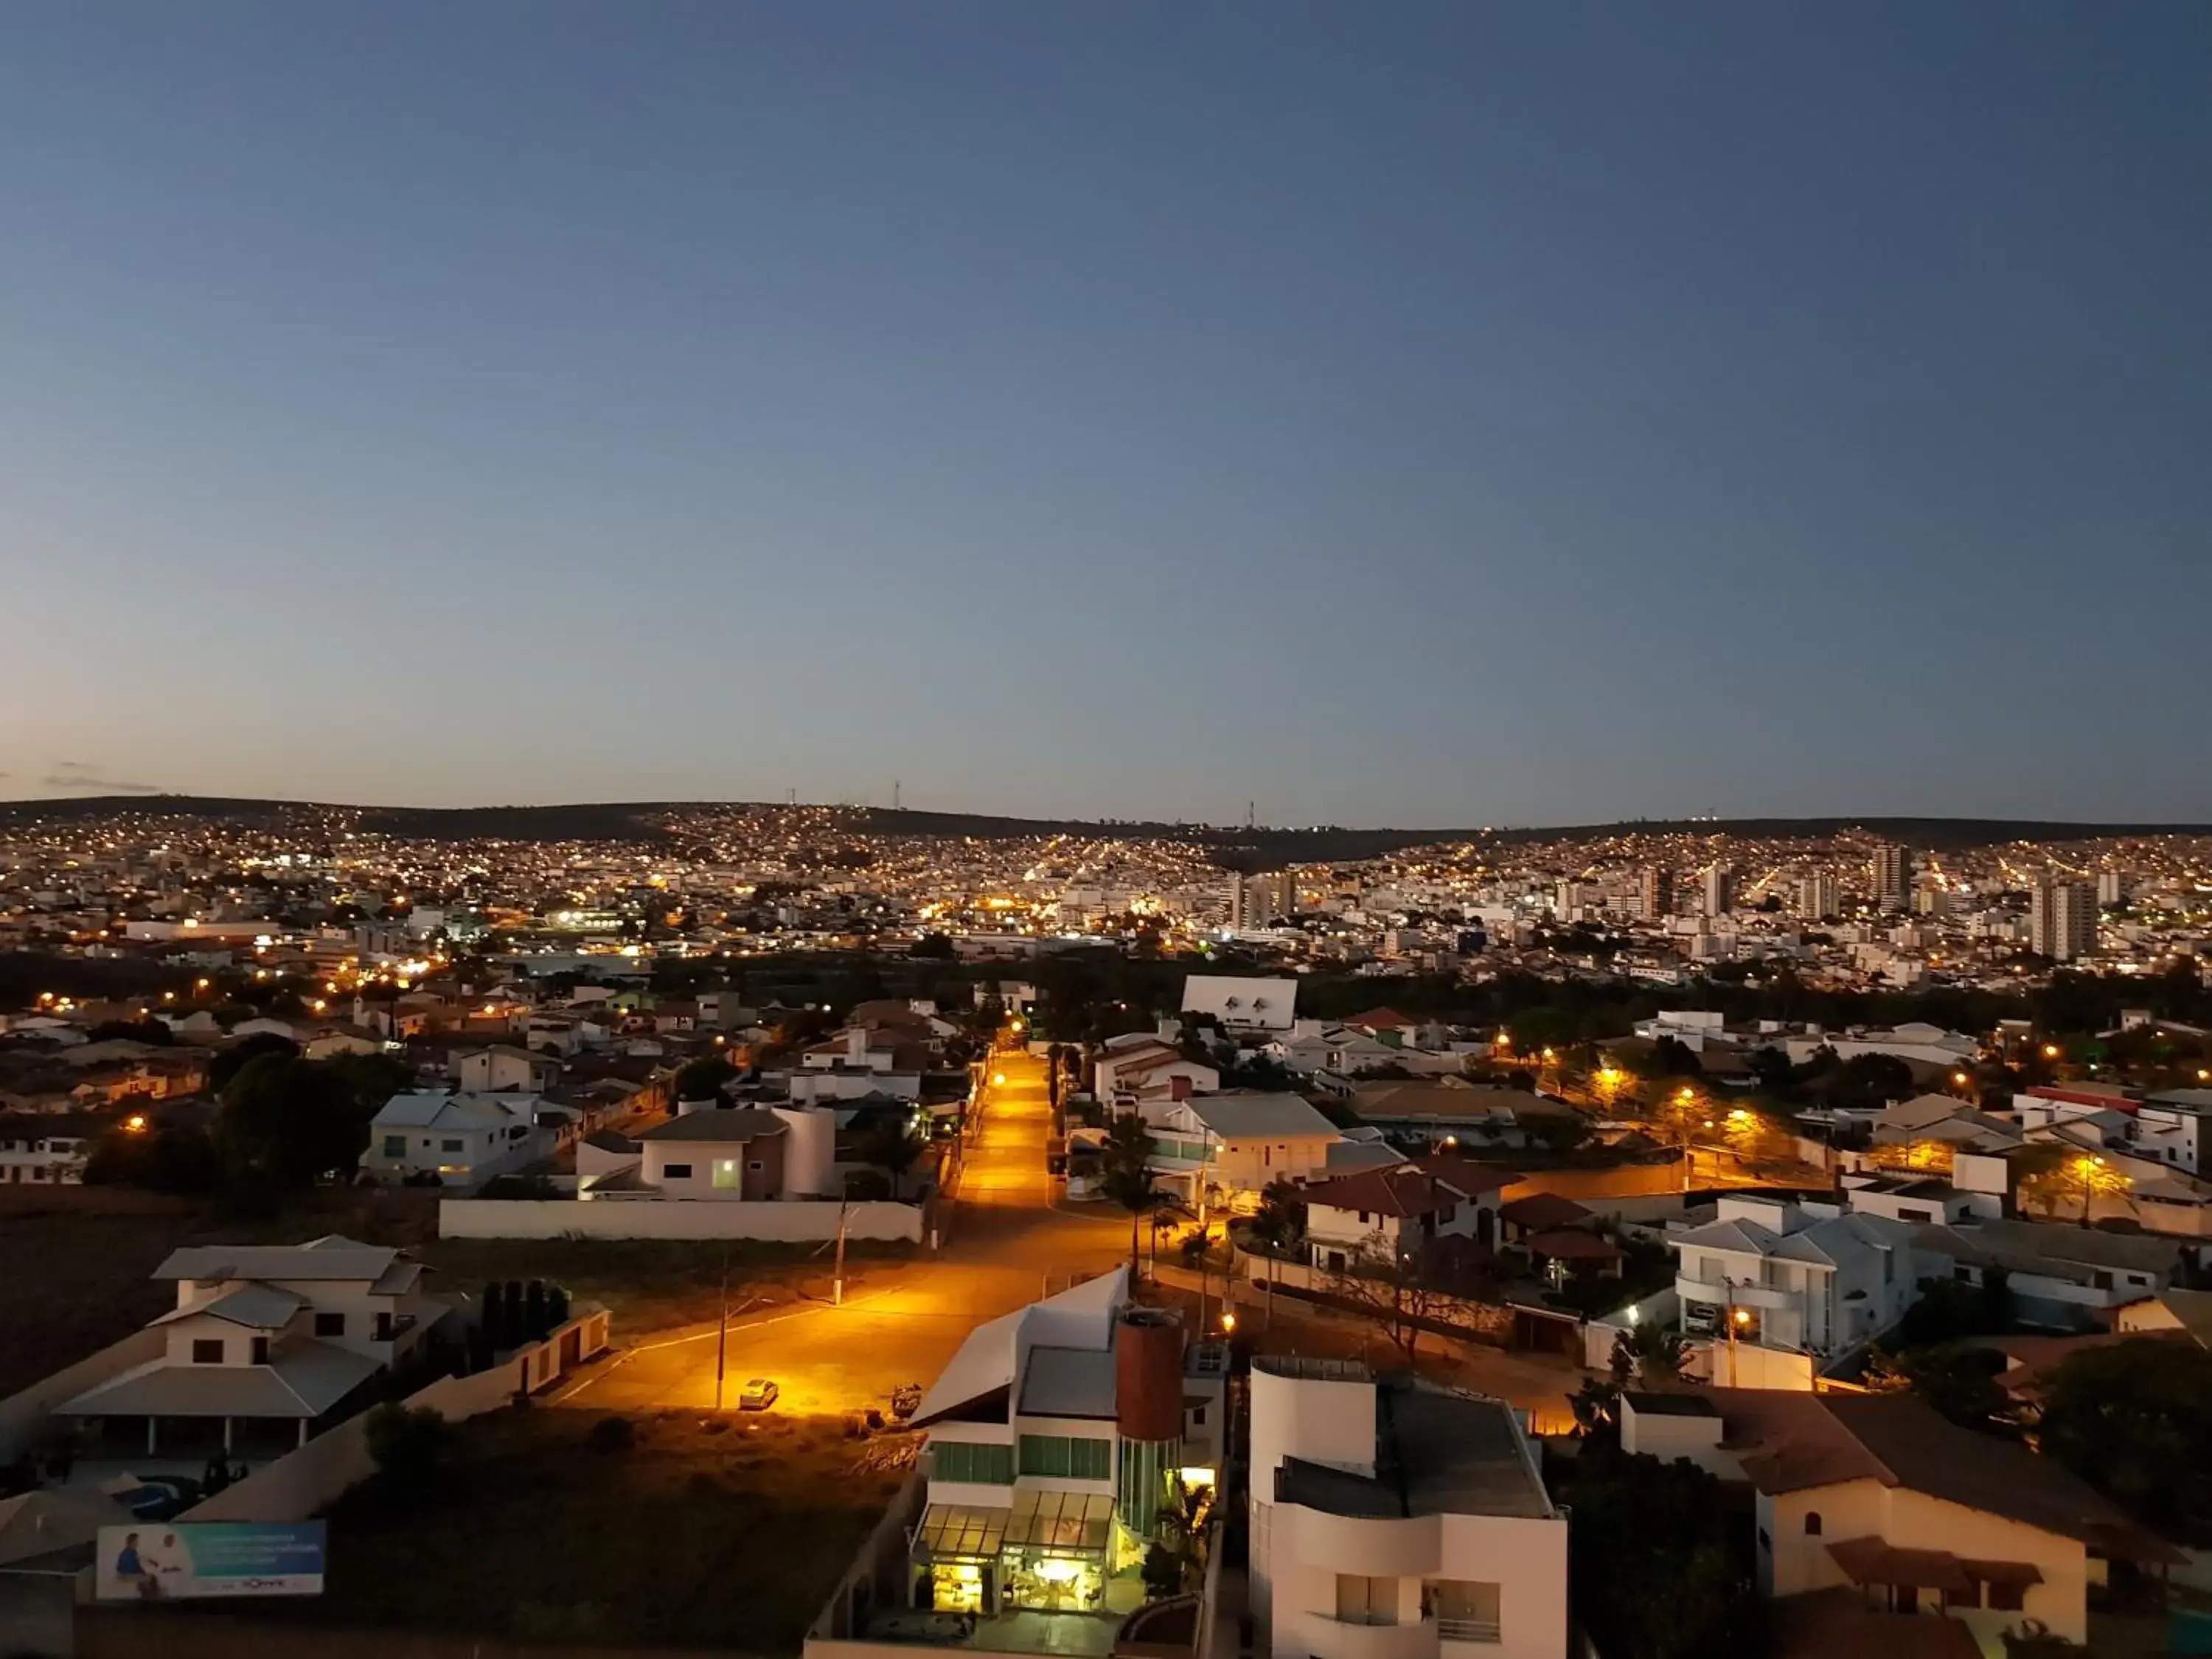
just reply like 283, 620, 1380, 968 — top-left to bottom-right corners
156, 1237, 406, 1287
635, 1108, 789, 1144
1018, 1345, 1118, 1420
1922, 1217, 2184, 1278
373, 1091, 533, 1130
1275, 1380, 1553, 1521
153, 1284, 305, 1332
59, 1340, 382, 1419
1186, 1092, 1339, 1141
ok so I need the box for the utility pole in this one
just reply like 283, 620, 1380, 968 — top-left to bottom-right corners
714, 1248, 731, 1411
832, 1200, 850, 1306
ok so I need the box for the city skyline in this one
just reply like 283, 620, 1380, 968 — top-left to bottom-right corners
6, 4, 2210, 822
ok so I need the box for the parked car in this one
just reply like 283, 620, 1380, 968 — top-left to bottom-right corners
738, 1378, 779, 1411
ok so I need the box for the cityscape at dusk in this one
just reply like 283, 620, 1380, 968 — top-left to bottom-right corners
4, 5, 2211, 1659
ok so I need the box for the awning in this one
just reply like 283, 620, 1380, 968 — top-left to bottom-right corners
1006, 1489, 1115, 1555
914, 1504, 1009, 1561
1826, 1538, 2042, 1597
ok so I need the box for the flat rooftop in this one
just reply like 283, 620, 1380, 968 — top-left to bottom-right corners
1276, 1382, 1553, 1521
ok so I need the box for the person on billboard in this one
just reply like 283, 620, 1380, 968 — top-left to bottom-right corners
113, 1532, 152, 1599
153, 1531, 198, 1597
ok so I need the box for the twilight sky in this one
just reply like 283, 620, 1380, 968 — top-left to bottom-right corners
4, 4, 2208, 828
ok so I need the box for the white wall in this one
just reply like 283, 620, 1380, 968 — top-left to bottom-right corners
439, 1197, 924, 1242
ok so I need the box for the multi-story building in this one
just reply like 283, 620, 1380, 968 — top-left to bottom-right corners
0, 1112, 101, 1185
1870, 844, 1910, 913
1638, 866, 1674, 920
2096, 869, 2126, 908
1670, 1195, 1928, 1357
1248, 1355, 1568, 1659
1703, 864, 1735, 917
902, 1269, 1226, 1620
363, 1091, 560, 1191
1796, 874, 1839, 922
2030, 880, 2097, 962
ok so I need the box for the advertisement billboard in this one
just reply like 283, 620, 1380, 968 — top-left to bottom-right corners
95, 1522, 326, 1600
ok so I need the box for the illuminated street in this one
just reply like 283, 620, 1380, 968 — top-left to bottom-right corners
555, 1051, 1127, 1419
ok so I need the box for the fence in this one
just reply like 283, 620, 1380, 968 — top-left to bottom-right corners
179, 1307, 612, 1524
437, 1198, 925, 1242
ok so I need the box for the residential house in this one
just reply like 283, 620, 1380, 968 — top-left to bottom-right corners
577, 1107, 835, 1201
1621, 1389, 2177, 1650
1267, 1025, 1404, 1079
1181, 974, 1298, 1034
1136, 1092, 1343, 1207
1092, 1033, 1219, 1106
1670, 1195, 1929, 1357
56, 1236, 444, 1457
362, 1091, 557, 1191
901, 1268, 1228, 1621
0, 1113, 101, 1185
1346, 1082, 1572, 1152
1781, 1023, 1980, 1072
1301, 1156, 1514, 1272
1248, 1355, 1568, 1659
456, 1045, 565, 1094
1916, 1217, 2190, 1330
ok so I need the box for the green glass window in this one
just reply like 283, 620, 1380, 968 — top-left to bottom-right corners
933, 1440, 1014, 1484
1018, 1434, 1113, 1481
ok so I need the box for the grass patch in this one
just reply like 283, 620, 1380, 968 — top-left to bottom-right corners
299, 1407, 912, 1650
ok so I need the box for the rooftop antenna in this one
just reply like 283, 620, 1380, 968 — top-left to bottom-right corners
1247, 800, 1256, 830
894, 779, 902, 811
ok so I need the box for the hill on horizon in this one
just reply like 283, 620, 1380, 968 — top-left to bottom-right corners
0, 793, 2206, 866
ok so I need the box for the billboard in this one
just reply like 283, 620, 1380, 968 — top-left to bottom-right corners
96, 1522, 326, 1600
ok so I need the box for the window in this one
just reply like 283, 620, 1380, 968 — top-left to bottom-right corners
1357, 1211, 1371, 1225
442, 1138, 465, 1153
383, 1135, 406, 1158
748, 1159, 765, 1172
250, 1337, 270, 1365
316, 1312, 346, 1338
1190, 1405, 1206, 1427
1424, 1579, 1500, 1642
664, 1163, 693, 1179
1985, 1580, 2027, 1613
931, 1440, 1014, 1484
192, 1338, 225, 1364
712, 1159, 740, 1191
1335, 1575, 1397, 1626
1017, 1435, 1113, 1481
1804, 1512, 1823, 1536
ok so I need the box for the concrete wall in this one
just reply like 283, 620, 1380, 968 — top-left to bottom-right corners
0, 1326, 167, 1461
439, 1197, 924, 1242
181, 1309, 612, 1524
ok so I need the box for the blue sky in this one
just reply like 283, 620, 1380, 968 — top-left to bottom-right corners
4, 3, 2208, 827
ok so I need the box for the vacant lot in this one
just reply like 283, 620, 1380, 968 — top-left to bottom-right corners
297, 1407, 915, 1652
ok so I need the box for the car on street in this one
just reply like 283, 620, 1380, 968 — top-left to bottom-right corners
738, 1378, 779, 1411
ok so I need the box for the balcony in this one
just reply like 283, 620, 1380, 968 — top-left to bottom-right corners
1674, 1276, 1801, 1315
1435, 1618, 1501, 1644
1307, 1615, 1439, 1659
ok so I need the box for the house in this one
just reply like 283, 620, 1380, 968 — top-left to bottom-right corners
1301, 1155, 1514, 1271
580, 1107, 831, 1200
1267, 1025, 1403, 1079
1345, 1082, 1571, 1151
1092, 1034, 1218, 1105
362, 1091, 557, 1191
0, 1112, 102, 1184
1181, 974, 1298, 1034
1781, 1023, 1980, 1072
1916, 1217, 2190, 1330
2129, 1088, 2212, 1176
1621, 1389, 2178, 1650
900, 1268, 1228, 1621
1248, 1355, 1567, 1659
455, 1045, 564, 1094
1670, 1195, 1929, 1357
55, 1237, 445, 1458
1136, 1092, 1343, 1206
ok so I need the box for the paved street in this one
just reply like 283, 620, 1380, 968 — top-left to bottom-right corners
556, 1050, 1127, 1419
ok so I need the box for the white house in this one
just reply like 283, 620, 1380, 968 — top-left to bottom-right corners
56, 1236, 445, 1457
363, 1091, 557, 1191
1301, 1155, 1514, 1271
1671, 1195, 1928, 1357
1248, 1355, 1567, 1659
1092, 1034, 1219, 1105
1782, 1022, 1978, 1071
903, 1268, 1228, 1619
1915, 1217, 2188, 1330
1182, 974, 1298, 1034
456, 1045, 565, 1094
587, 1108, 808, 1201
1621, 1389, 2177, 1651
1138, 1092, 1344, 1206
0, 1113, 100, 1185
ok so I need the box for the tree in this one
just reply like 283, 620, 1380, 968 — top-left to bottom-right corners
2036, 1338, 2212, 1540
2015, 1145, 2133, 1226
856, 1119, 928, 1200
908, 933, 955, 960
206, 1030, 302, 1093
1098, 1113, 1165, 1279
1561, 1444, 1767, 1659
86, 1018, 175, 1046
215, 1054, 377, 1188
364, 1403, 459, 1496
83, 1123, 221, 1194
1863, 1342, 2017, 1436
1245, 1179, 1307, 1256
671, 1056, 737, 1105
1324, 1234, 1452, 1363
1610, 1324, 1686, 1390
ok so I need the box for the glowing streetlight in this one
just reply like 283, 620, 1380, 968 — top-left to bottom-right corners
1219, 1311, 1237, 1333
992, 1072, 1006, 1087
125, 1113, 148, 1133
2042, 1043, 2062, 1060
1952, 1071, 1972, 1088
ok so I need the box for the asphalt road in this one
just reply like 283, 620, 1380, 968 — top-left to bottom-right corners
555, 1051, 1130, 1420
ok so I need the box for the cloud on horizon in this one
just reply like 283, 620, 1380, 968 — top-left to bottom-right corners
39, 763, 166, 795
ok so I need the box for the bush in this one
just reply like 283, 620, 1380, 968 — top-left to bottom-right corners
585, 1416, 636, 1455
364, 1403, 459, 1491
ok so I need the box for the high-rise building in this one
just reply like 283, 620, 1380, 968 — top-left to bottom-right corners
1797, 873, 1839, 921
1871, 844, 1910, 912
1640, 867, 1675, 920
1703, 864, 1735, 917
2031, 881, 2098, 962
1228, 870, 1295, 930
2096, 871, 2126, 908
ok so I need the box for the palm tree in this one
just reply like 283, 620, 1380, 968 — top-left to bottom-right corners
856, 1119, 928, 1200
1099, 1113, 1164, 1279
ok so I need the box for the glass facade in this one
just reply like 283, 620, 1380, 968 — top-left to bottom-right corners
1018, 1433, 1113, 1481
932, 1440, 1015, 1484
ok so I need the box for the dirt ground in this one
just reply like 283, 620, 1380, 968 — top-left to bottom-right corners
285, 1406, 917, 1652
